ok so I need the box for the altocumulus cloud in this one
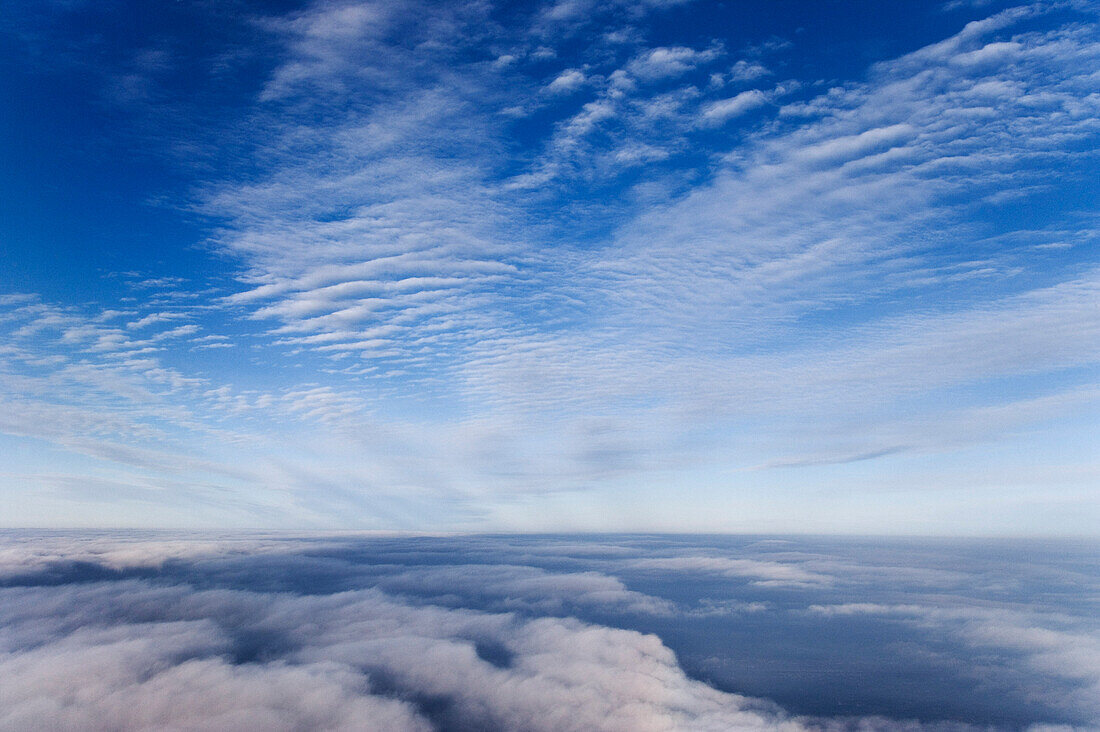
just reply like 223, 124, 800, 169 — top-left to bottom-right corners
0, 0, 1098, 531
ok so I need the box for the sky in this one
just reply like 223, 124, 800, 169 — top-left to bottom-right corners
2, 532, 1098, 729
0, 0, 1098, 532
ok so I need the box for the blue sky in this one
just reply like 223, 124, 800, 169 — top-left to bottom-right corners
0, 0, 1097, 532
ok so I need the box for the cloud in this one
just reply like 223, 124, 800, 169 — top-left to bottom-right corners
699, 88, 768, 125
1, 0, 1097, 529
0, 538, 814, 732
806, 603, 1100, 721
728, 59, 769, 81
2, 534, 1097, 729
193, 0, 1100, 440
547, 68, 587, 93
627, 556, 831, 586
0, 602, 431, 731
377, 563, 678, 615
627, 46, 719, 80
127, 312, 188, 330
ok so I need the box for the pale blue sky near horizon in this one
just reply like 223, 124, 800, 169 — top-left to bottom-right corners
0, 0, 1097, 533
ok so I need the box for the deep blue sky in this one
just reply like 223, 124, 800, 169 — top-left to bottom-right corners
0, 0, 1097, 531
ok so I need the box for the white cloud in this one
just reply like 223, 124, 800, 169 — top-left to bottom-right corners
379, 563, 678, 615
627, 46, 718, 80
728, 59, 769, 81
0, 610, 432, 731
0, 569, 808, 731
699, 88, 768, 125
127, 312, 187, 330
1, 1, 1097, 529
628, 556, 831, 586
547, 68, 587, 93
3, 535, 1095, 729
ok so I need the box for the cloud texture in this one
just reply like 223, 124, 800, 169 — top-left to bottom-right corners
1, 533, 1097, 731
0, 0, 1097, 530
1, 541, 801, 731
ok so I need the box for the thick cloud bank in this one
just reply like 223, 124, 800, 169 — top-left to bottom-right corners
0, 584, 794, 731
0, 533, 1097, 731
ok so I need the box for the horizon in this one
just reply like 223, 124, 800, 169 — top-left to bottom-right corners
2, 3, 1098, 727
3, 528, 1099, 542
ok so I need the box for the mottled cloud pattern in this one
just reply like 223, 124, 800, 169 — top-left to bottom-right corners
0, 0, 1097, 531
1, 534, 1097, 730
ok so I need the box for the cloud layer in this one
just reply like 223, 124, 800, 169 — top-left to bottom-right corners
1, 533, 1097, 730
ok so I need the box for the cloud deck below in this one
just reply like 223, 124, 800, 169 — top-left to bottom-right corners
1, 533, 1096, 730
